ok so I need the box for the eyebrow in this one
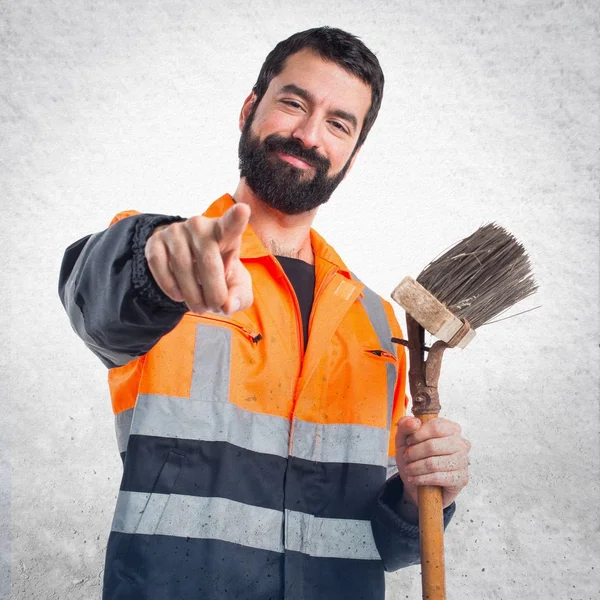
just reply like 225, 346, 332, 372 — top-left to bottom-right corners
278, 83, 359, 133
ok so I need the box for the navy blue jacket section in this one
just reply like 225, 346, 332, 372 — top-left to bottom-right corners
58, 214, 187, 367
105, 533, 284, 600
372, 474, 456, 571
122, 435, 287, 512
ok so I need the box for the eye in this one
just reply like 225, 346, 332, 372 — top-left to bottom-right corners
329, 120, 350, 135
281, 99, 304, 110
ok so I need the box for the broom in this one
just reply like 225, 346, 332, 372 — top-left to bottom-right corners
391, 223, 537, 600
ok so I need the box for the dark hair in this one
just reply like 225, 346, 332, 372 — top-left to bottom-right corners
252, 27, 384, 148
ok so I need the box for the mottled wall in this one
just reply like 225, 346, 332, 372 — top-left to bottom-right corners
1, 1, 598, 598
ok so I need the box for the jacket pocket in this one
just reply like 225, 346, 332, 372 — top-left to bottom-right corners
134, 448, 186, 535
364, 349, 398, 363
192, 313, 263, 344
119, 449, 186, 583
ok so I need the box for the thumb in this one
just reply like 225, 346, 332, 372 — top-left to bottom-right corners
395, 416, 421, 449
215, 203, 251, 249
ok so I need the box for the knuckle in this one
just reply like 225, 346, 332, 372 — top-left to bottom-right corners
186, 215, 205, 232
430, 420, 444, 436
145, 247, 161, 267
425, 439, 438, 454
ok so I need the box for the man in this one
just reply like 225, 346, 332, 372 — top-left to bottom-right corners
59, 27, 470, 600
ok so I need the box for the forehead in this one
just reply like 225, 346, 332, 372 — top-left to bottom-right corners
266, 49, 372, 125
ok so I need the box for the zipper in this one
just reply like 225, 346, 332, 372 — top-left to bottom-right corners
270, 256, 305, 363
307, 266, 338, 337
269, 256, 304, 456
365, 349, 398, 362
193, 313, 263, 344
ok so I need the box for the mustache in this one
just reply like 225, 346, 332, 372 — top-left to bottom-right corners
263, 134, 331, 172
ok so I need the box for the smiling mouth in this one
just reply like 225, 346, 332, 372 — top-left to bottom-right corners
276, 152, 314, 170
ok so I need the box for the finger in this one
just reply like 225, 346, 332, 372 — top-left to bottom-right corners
213, 203, 251, 252
405, 417, 461, 446
404, 453, 470, 477
185, 290, 208, 315
221, 260, 253, 315
405, 468, 469, 490
395, 416, 422, 450
404, 435, 468, 463
191, 242, 230, 311
164, 234, 206, 311
145, 236, 184, 302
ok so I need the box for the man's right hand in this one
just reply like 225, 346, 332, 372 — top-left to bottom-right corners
145, 203, 253, 316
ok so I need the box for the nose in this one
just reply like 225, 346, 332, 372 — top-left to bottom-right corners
291, 114, 321, 150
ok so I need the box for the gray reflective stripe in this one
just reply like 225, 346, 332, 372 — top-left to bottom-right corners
63, 233, 138, 368
383, 362, 397, 429
130, 394, 290, 458
290, 418, 388, 467
190, 324, 232, 402
115, 407, 134, 454
357, 282, 397, 428
359, 285, 396, 358
285, 510, 380, 561
112, 491, 284, 553
387, 457, 399, 479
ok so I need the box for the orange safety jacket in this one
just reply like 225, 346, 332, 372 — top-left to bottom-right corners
59, 194, 454, 600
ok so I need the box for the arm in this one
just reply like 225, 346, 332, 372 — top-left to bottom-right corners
58, 212, 189, 368
370, 304, 467, 571
59, 203, 254, 368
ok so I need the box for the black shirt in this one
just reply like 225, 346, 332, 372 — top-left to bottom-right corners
275, 255, 315, 352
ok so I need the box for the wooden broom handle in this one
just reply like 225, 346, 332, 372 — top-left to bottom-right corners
417, 412, 446, 600
404, 316, 448, 599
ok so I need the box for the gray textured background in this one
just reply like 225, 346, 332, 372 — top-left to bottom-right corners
1, 1, 598, 598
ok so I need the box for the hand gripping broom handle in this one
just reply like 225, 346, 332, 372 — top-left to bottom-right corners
405, 314, 449, 600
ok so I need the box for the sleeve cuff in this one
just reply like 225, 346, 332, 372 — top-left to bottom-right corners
371, 475, 456, 572
131, 214, 188, 311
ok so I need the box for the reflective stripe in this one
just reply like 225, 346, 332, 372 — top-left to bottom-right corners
111, 491, 380, 561
63, 233, 139, 368
115, 407, 134, 454
291, 418, 388, 467
387, 457, 399, 479
285, 510, 380, 561
357, 283, 397, 428
112, 491, 285, 553
190, 324, 232, 402
130, 394, 291, 458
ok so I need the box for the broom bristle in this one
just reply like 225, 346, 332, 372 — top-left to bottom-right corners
416, 223, 538, 330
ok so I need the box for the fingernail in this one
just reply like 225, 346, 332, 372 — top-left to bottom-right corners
230, 298, 241, 314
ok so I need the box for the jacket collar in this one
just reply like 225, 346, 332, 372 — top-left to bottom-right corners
203, 194, 352, 276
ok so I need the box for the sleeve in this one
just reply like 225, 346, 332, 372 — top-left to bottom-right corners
58, 211, 188, 368
370, 300, 456, 571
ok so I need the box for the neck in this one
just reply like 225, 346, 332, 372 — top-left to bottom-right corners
233, 179, 316, 264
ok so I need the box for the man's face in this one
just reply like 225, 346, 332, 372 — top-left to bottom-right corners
238, 49, 372, 215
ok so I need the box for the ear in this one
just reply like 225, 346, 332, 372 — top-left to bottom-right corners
343, 146, 362, 179
239, 92, 257, 132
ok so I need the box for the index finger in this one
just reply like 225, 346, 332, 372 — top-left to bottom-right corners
213, 203, 251, 251
406, 417, 461, 446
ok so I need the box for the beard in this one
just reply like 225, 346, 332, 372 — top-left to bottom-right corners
238, 114, 352, 215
